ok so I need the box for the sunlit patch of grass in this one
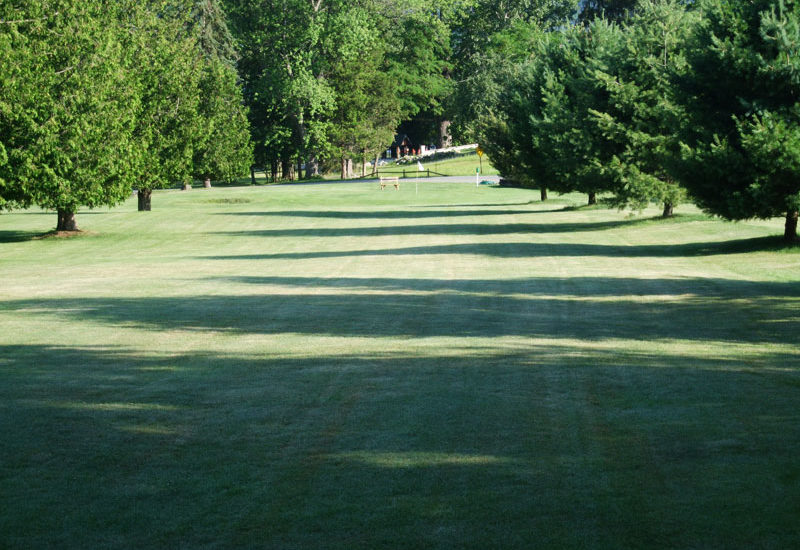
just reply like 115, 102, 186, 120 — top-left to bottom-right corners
331, 451, 515, 468
51, 401, 182, 412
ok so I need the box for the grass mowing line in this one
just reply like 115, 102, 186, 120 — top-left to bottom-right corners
1, 182, 799, 548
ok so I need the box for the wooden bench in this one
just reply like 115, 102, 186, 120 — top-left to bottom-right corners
379, 176, 400, 190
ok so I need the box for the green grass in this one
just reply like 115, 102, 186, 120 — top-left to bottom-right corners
391, 151, 499, 177
1, 181, 799, 549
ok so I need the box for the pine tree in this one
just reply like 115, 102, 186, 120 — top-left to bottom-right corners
678, 0, 800, 241
450, 0, 581, 141
579, 0, 637, 23
192, 57, 253, 187
589, 0, 698, 216
192, 0, 238, 65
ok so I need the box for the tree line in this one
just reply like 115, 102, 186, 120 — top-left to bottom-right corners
1, 0, 799, 241
220, 0, 454, 181
466, 0, 800, 241
0, 0, 251, 230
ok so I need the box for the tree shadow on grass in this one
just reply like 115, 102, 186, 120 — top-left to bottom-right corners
213, 219, 645, 239
204, 236, 795, 261
220, 209, 540, 220
418, 201, 540, 208
2, 343, 799, 548
4, 274, 799, 344
0, 230, 46, 243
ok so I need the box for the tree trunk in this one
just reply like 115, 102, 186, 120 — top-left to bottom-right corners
281, 158, 293, 181
306, 156, 319, 177
439, 120, 452, 149
373, 154, 379, 176
346, 158, 354, 179
138, 189, 152, 211
270, 161, 278, 183
361, 150, 366, 178
662, 201, 674, 218
785, 209, 799, 242
250, 165, 257, 185
56, 209, 78, 231
297, 157, 303, 180
588, 192, 597, 205
540, 187, 548, 201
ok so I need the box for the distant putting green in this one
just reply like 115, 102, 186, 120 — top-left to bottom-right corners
1, 181, 799, 548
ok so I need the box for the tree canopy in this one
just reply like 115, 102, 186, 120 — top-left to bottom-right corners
3, 0, 799, 241
0, 0, 252, 226
0, 1, 140, 229
677, 0, 800, 240
223, 0, 452, 180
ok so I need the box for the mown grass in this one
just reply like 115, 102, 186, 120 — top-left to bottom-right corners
238, 151, 497, 184
1, 181, 799, 549
392, 151, 499, 177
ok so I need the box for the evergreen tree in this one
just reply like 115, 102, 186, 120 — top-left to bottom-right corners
325, 3, 399, 177
192, 0, 239, 64
192, 57, 253, 187
589, 0, 698, 216
0, 1, 140, 230
479, 20, 624, 204
477, 26, 566, 198
190, 0, 252, 187
123, 0, 205, 210
543, 20, 626, 205
450, 0, 581, 141
678, 0, 800, 241
579, 0, 637, 22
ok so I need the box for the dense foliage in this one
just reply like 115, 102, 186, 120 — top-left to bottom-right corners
472, 0, 800, 240
0, 0, 251, 227
0, 2, 139, 229
589, 0, 697, 215
677, 0, 800, 240
223, 0, 451, 180
2, 0, 798, 240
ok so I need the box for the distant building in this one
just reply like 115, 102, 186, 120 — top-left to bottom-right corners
387, 134, 422, 159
